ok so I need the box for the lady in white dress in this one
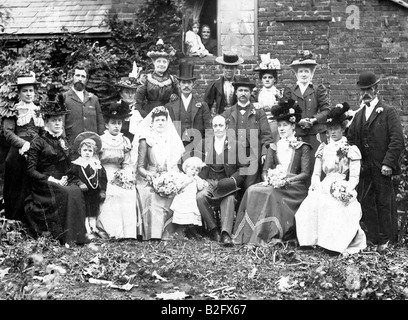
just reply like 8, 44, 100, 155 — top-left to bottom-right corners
136, 106, 185, 241
96, 101, 137, 239
295, 103, 367, 255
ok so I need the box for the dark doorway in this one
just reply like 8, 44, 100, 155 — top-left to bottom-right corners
199, 0, 217, 39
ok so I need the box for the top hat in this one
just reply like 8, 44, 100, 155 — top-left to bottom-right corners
289, 50, 318, 68
176, 64, 196, 81
101, 100, 131, 120
211, 177, 240, 200
271, 98, 302, 123
356, 71, 380, 89
73, 131, 102, 153
41, 85, 70, 116
12, 71, 41, 88
215, 52, 244, 65
232, 76, 256, 90
324, 102, 353, 125
115, 77, 139, 89
147, 39, 176, 60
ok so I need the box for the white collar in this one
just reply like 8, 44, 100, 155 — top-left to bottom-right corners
361, 97, 379, 108
72, 156, 102, 169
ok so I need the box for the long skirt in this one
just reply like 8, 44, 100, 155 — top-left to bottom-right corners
4, 146, 30, 222
232, 180, 307, 246
295, 175, 367, 254
24, 181, 87, 244
136, 177, 177, 240
96, 164, 137, 239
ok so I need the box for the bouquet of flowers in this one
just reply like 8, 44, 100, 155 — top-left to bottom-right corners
330, 180, 354, 204
111, 169, 136, 190
146, 169, 185, 198
336, 144, 350, 159
265, 165, 288, 189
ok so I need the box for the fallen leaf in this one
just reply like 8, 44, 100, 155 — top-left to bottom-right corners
248, 267, 257, 279
0, 267, 10, 280
88, 278, 112, 285
46, 264, 66, 275
276, 276, 291, 291
156, 291, 189, 300
152, 270, 168, 282
110, 283, 134, 291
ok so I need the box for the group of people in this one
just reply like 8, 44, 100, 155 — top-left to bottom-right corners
0, 39, 404, 256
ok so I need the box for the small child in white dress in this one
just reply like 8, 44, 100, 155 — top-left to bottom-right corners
170, 156, 207, 239
185, 20, 210, 57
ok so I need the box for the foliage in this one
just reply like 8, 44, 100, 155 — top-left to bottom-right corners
395, 132, 408, 209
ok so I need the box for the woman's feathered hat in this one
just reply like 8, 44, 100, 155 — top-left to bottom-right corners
147, 39, 177, 60
289, 50, 318, 69
41, 85, 70, 116
253, 53, 281, 81
101, 100, 131, 120
271, 98, 302, 123
115, 61, 142, 89
325, 103, 353, 125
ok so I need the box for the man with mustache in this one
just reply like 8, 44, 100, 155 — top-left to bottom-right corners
63, 64, 105, 148
203, 52, 244, 117
165, 64, 211, 153
347, 71, 404, 252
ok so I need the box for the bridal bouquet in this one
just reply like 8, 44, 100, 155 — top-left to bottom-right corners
111, 169, 136, 190
146, 170, 185, 198
330, 180, 354, 204
265, 165, 288, 189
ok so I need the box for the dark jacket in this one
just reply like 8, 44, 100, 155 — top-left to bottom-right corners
347, 100, 404, 174
199, 135, 245, 187
165, 95, 211, 143
63, 88, 105, 145
204, 77, 238, 114
283, 83, 331, 136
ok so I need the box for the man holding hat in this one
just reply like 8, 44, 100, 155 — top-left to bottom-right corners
347, 71, 404, 252
197, 115, 245, 246
203, 52, 244, 116
222, 76, 273, 190
165, 63, 211, 150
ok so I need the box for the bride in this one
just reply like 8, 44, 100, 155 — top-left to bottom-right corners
136, 106, 185, 240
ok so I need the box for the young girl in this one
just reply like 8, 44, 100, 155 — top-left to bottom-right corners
295, 103, 367, 255
170, 156, 207, 239
185, 20, 210, 57
96, 101, 137, 239
69, 132, 107, 240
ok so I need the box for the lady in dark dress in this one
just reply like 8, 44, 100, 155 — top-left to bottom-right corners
232, 99, 312, 247
24, 91, 87, 244
2, 72, 44, 222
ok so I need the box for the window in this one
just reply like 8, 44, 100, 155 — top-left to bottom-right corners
182, 0, 257, 57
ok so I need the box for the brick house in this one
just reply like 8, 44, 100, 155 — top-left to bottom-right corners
2, 0, 408, 115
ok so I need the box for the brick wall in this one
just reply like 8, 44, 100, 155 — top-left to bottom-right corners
175, 0, 408, 118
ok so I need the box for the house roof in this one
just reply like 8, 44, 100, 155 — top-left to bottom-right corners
1, 0, 112, 39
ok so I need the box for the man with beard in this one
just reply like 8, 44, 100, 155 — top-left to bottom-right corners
165, 63, 211, 153
63, 64, 105, 147
347, 71, 404, 252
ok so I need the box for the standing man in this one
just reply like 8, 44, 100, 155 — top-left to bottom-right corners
197, 115, 244, 246
347, 71, 404, 252
165, 63, 211, 153
203, 52, 244, 116
63, 64, 105, 146
222, 77, 273, 190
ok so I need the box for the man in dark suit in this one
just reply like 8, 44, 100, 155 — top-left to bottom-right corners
203, 52, 244, 116
165, 64, 211, 154
347, 71, 404, 252
63, 64, 105, 146
222, 77, 273, 190
197, 115, 244, 246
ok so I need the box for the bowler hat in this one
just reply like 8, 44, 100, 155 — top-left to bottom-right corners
356, 71, 380, 89
232, 76, 256, 90
215, 52, 244, 66
176, 64, 196, 81
211, 178, 240, 200
73, 131, 102, 153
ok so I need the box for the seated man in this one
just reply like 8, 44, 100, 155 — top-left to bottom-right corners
197, 115, 244, 246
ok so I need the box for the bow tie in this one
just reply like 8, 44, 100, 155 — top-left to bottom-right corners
239, 106, 248, 111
